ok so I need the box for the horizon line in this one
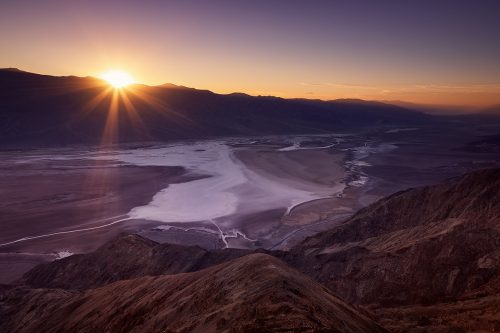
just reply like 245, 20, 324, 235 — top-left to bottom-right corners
1, 67, 498, 111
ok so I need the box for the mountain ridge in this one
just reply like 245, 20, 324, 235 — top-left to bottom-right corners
291, 168, 500, 306
2, 253, 388, 333
0, 69, 433, 146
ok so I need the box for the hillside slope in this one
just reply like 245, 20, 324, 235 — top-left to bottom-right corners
291, 168, 500, 306
1, 254, 387, 333
21, 234, 251, 290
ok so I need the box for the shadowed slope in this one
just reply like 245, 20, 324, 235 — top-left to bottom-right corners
1, 254, 387, 333
21, 234, 251, 290
291, 168, 500, 306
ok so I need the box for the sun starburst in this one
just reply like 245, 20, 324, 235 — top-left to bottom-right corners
101, 70, 135, 88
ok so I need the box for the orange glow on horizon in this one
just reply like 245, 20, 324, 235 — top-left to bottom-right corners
100, 70, 135, 89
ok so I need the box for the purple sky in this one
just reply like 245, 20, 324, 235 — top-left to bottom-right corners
1, 0, 499, 106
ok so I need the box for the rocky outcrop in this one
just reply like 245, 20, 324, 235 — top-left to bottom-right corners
21, 233, 251, 290
290, 168, 500, 306
1, 254, 387, 333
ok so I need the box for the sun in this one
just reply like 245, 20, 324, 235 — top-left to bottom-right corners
101, 70, 135, 88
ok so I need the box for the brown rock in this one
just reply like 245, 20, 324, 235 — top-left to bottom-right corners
1, 254, 387, 333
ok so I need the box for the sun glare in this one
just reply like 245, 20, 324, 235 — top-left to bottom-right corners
101, 70, 135, 88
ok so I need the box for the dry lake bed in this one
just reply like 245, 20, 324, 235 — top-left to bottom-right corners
1, 126, 499, 283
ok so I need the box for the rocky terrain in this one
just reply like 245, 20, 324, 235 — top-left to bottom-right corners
21, 235, 252, 290
1, 254, 387, 333
288, 168, 500, 331
2, 168, 499, 332
292, 168, 500, 306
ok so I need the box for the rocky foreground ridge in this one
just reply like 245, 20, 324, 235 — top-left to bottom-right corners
1, 254, 388, 333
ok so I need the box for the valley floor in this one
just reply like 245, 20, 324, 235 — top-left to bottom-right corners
0, 125, 499, 283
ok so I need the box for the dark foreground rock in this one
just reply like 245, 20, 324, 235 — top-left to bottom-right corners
1, 254, 387, 333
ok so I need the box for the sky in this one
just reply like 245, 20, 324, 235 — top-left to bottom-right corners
1, 0, 500, 107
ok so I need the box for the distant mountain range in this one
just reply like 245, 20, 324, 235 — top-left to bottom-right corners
380, 100, 477, 115
480, 104, 500, 114
0, 69, 437, 146
3, 168, 499, 332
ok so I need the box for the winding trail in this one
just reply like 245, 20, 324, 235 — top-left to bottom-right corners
0, 215, 130, 247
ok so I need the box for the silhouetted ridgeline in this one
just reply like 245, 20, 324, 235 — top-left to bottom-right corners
0, 69, 433, 145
